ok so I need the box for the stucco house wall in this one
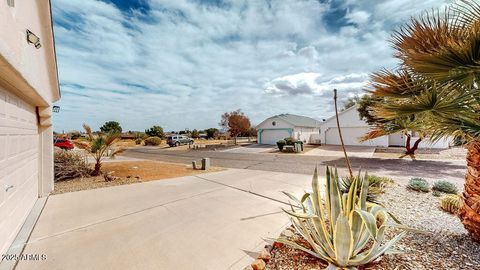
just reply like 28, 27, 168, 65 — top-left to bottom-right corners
256, 114, 321, 145
0, 0, 60, 255
320, 105, 452, 148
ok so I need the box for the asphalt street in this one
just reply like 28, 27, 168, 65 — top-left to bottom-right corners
123, 147, 467, 183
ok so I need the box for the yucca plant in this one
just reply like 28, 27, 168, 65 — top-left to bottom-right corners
362, 0, 480, 240
278, 167, 413, 269
75, 124, 122, 176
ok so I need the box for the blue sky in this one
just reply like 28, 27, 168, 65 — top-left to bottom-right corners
51, 0, 449, 132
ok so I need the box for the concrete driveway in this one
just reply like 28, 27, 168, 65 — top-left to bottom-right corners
303, 145, 376, 158
221, 144, 275, 154
16, 169, 314, 270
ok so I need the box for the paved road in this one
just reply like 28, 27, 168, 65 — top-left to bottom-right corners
123, 147, 467, 183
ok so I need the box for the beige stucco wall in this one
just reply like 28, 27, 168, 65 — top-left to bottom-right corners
0, 0, 59, 105
0, 0, 59, 256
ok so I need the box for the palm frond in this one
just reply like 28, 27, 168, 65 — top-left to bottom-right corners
83, 123, 94, 141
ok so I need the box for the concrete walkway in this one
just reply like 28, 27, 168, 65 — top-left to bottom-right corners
16, 169, 315, 270
304, 145, 376, 158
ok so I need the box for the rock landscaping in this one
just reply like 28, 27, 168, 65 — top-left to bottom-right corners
260, 184, 480, 270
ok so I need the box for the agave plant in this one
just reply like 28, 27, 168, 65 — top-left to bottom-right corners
362, 0, 480, 240
278, 167, 413, 269
75, 124, 122, 176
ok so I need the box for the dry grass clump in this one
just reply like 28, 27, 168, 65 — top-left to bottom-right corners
54, 149, 91, 181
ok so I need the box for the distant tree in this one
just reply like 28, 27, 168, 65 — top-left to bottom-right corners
190, 129, 200, 138
342, 95, 361, 111
145, 125, 165, 139
356, 95, 383, 125
244, 127, 257, 137
205, 128, 219, 139
68, 131, 81, 140
220, 109, 251, 145
100, 121, 122, 134
179, 130, 187, 135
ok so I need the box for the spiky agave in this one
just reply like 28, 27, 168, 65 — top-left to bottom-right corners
278, 167, 414, 269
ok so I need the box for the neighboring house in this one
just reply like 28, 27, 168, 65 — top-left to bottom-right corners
256, 114, 322, 145
320, 105, 451, 148
0, 1, 60, 255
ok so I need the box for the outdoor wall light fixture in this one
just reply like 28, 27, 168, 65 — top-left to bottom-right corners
7, 0, 14, 7
52, 106, 60, 113
26, 29, 41, 49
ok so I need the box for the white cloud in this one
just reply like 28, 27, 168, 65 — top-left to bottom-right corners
51, 0, 450, 131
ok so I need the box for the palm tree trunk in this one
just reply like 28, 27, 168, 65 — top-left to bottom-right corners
92, 161, 102, 176
333, 89, 353, 178
459, 141, 480, 241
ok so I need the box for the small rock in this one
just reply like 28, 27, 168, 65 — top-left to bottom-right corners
258, 249, 271, 261
251, 259, 266, 270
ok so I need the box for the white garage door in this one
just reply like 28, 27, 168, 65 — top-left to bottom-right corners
0, 87, 39, 254
325, 127, 369, 146
261, 129, 291, 145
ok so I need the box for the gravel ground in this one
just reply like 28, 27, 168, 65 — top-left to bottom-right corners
264, 184, 480, 270
374, 147, 467, 160
53, 161, 222, 194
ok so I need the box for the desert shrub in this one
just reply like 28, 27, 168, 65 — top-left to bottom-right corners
144, 136, 162, 146
407, 177, 430, 192
135, 138, 143, 145
276, 140, 286, 151
341, 174, 393, 203
432, 190, 441, 197
432, 180, 458, 194
278, 167, 413, 269
440, 194, 462, 214
54, 149, 91, 181
284, 137, 295, 145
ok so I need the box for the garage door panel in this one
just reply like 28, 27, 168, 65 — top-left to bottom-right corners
261, 130, 290, 145
0, 87, 39, 255
326, 127, 369, 146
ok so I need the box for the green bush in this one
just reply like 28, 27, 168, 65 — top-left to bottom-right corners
284, 137, 295, 145
144, 136, 162, 146
276, 139, 286, 151
432, 180, 458, 194
407, 177, 430, 192
341, 174, 393, 203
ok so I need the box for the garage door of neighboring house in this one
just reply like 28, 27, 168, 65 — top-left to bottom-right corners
0, 86, 39, 254
325, 127, 368, 146
260, 129, 291, 145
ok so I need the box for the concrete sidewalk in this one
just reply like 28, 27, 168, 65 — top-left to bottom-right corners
16, 169, 315, 270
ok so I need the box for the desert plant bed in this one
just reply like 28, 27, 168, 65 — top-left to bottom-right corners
53, 160, 223, 194
261, 184, 480, 270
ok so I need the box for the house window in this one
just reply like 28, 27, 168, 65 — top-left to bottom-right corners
272, 121, 276, 126
7, 0, 14, 7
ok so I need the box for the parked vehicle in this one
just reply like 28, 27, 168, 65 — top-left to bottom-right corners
54, 138, 74, 150
167, 135, 194, 147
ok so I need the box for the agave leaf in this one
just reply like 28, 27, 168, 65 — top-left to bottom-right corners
334, 215, 354, 266
354, 210, 377, 240
282, 191, 305, 210
276, 237, 333, 262
283, 209, 317, 219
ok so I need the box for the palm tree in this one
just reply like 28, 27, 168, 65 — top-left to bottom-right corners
75, 124, 122, 176
366, 0, 480, 240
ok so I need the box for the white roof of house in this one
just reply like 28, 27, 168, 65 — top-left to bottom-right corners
257, 113, 322, 128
